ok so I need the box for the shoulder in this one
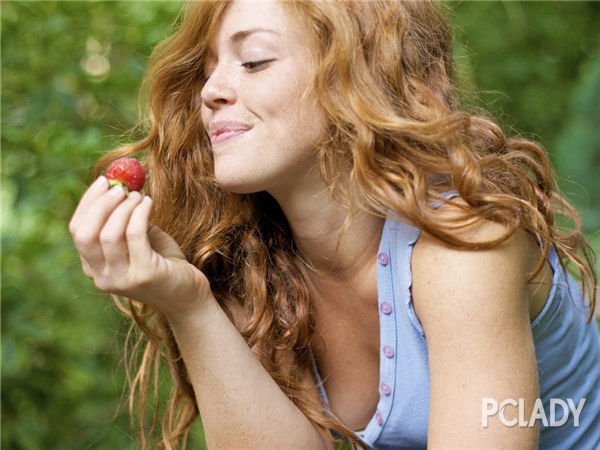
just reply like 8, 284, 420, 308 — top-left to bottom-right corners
411, 199, 533, 330
411, 198, 532, 307
410, 203, 533, 343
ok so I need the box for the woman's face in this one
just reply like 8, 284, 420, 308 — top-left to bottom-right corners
200, 0, 328, 196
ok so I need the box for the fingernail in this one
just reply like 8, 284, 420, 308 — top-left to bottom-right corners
143, 196, 152, 204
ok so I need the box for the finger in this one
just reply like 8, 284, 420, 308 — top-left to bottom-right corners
127, 196, 154, 266
73, 185, 127, 271
100, 191, 144, 272
69, 176, 109, 235
79, 255, 94, 279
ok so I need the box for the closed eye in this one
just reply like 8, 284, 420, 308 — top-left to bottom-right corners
242, 59, 274, 71
201, 59, 275, 84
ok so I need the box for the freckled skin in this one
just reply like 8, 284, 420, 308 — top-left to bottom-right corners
200, 1, 328, 198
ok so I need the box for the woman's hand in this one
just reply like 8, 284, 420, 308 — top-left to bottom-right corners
69, 175, 214, 322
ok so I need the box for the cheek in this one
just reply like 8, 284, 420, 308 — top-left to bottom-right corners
200, 106, 211, 135
260, 80, 326, 145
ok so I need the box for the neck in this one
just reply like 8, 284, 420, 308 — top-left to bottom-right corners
267, 167, 385, 300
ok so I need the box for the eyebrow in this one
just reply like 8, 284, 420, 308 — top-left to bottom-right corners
229, 28, 281, 43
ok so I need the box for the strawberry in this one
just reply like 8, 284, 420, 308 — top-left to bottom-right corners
104, 158, 146, 193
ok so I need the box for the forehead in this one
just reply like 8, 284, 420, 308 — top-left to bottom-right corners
211, 0, 298, 49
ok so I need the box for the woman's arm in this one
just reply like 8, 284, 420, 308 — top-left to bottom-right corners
69, 178, 330, 449
411, 213, 540, 449
167, 297, 332, 449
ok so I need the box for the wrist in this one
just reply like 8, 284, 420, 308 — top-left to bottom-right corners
165, 292, 222, 330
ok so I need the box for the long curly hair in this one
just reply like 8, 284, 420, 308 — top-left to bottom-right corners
93, 1, 597, 448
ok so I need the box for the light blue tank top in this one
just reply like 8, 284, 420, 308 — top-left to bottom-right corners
309, 204, 600, 449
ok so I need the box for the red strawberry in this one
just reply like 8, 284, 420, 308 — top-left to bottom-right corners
105, 158, 145, 192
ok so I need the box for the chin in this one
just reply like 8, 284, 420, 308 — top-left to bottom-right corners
213, 172, 266, 194
220, 184, 262, 194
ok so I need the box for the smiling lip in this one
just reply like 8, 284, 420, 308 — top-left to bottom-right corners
210, 129, 250, 146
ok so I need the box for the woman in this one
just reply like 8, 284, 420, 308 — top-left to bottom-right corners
69, 1, 600, 448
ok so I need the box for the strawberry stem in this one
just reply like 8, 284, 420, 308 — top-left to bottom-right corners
107, 179, 130, 194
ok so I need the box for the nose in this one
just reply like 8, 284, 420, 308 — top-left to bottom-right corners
200, 63, 237, 110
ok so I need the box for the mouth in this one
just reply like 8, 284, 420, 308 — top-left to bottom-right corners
210, 129, 251, 146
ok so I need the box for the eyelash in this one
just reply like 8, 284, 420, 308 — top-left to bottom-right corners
202, 59, 273, 84
241, 59, 273, 71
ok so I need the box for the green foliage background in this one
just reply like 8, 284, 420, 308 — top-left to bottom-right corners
2, 1, 599, 449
